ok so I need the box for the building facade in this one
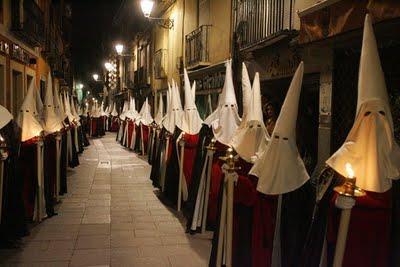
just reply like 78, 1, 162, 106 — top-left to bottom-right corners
0, 0, 72, 118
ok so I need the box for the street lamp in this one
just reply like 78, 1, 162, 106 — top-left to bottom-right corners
140, 0, 154, 18
93, 73, 99, 81
140, 0, 174, 29
104, 62, 113, 71
77, 83, 83, 90
115, 44, 124, 55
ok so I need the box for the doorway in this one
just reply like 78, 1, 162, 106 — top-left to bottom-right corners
12, 70, 23, 118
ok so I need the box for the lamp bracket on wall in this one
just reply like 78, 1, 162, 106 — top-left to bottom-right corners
148, 17, 174, 29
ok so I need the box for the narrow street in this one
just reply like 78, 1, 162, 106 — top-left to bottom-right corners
0, 133, 210, 266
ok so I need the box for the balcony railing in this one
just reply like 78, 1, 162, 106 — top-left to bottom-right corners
185, 25, 211, 70
11, 0, 45, 47
233, 0, 295, 50
154, 49, 167, 79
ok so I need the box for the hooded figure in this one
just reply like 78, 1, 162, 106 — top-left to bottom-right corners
43, 72, 63, 134
154, 93, 164, 126
162, 80, 183, 134
18, 80, 44, 142
109, 102, 120, 132
326, 16, 400, 193
17, 80, 47, 221
123, 97, 139, 149
138, 98, 153, 126
231, 64, 269, 163
204, 60, 241, 146
247, 62, 314, 267
0, 105, 27, 247
181, 69, 203, 135
111, 102, 118, 117
137, 98, 153, 154
301, 15, 400, 267
250, 62, 309, 194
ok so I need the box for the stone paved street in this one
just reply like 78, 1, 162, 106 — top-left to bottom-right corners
0, 134, 211, 266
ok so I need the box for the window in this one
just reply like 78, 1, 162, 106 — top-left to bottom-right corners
12, 70, 23, 117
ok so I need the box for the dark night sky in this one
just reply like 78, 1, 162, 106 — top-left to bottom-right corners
71, 0, 123, 87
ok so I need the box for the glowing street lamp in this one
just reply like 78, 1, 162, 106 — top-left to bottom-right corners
140, 0, 154, 18
77, 83, 84, 90
115, 44, 124, 55
140, 0, 173, 29
93, 73, 99, 81
104, 62, 113, 71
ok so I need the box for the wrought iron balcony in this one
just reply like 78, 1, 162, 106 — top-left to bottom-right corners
185, 25, 211, 70
233, 0, 296, 51
11, 0, 45, 47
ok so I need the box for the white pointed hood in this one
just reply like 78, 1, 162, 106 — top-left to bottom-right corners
111, 102, 118, 117
154, 93, 164, 125
250, 62, 309, 195
181, 69, 203, 134
42, 71, 63, 133
326, 15, 400, 193
34, 86, 44, 125
204, 60, 241, 145
71, 97, 81, 125
53, 87, 65, 123
18, 79, 44, 142
119, 100, 129, 120
126, 97, 140, 120
0, 105, 13, 129
63, 93, 75, 122
231, 70, 270, 162
139, 98, 153, 126
58, 92, 67, 120
162, 80, 183, 133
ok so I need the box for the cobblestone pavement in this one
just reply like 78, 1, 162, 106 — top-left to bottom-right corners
0, 133, 211, 266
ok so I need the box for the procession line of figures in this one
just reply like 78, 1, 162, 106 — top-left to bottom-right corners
116, 15, 400, 267
0, 68, 104, 247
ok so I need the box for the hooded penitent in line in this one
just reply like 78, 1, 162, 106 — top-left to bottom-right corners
124, 97, 140, 149
204, 59, 241, 146
231, 64, 270, 163
0, 104, 27, 247
109, 102, 119, 132
154, 93, 164, 126
163, 80, 183, 134
246, 62, 314, 267
185, 59, 240, 234
148, 93, 164, 164
18, 80, 44, 142
43, 71, 63, 134
302, 15, 400, 267
17, 79, 47, 221
181, 69, 203, 135
250, 62, 309, 195
164, 70, 203, 208
117, 100, 129, 142
137, 98, 153, 154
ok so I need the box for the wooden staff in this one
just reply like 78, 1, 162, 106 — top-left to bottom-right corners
177, 135, 185, 211
0, 136, 8, 223
333, 169, 365, 267
55, 132, 62, 202
216, 147, 240, 267
36, 135, 45, 222
161, 134, 170, 192
201, 138, 216, 233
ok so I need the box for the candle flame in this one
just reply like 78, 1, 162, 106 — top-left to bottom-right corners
345, 163, 354, 178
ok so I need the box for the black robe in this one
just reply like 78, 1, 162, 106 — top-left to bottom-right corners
60, 130, 68, 195
184, 125, 213, 232
43, 134, 57, 217
0, 120, 27, 247
163, 128, 182, 206
69, 126, 80, 168
150, 128, 168, 188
